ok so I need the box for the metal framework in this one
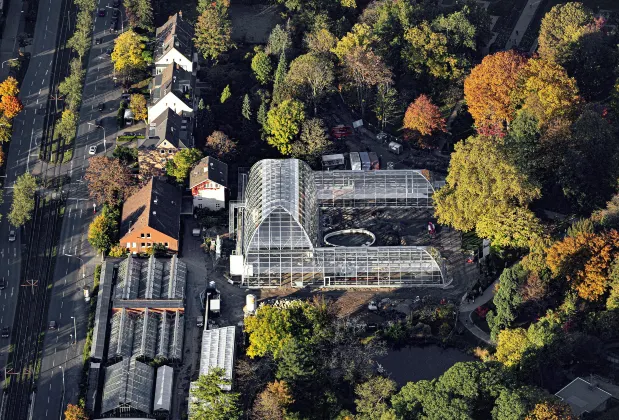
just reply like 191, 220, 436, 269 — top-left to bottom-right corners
101, 357, 155, 415
197, 326, 235, 391
108, 309, 135, 360
231, 159, 448, 288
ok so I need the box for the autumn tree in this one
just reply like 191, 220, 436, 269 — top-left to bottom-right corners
88, 206, 118, 255
0, 116, 12, 142
166, 148, 203, 182
8, 173, 37, 227
190, 368, 241, 420
64, 404, 89, 420
305, 27, 337, 56
0, 76, 19, 97
332, 23, 374, 61
526, 400, 576, 420
252, 380, 294, 420
251, 50, 272, 85
464, 50, 528, 133
125, 0, 153, 31
111, 30, 151, 76
434, 135, 542, 248
129, 94, 147, 122
496, 328, 529, 367
205, 131, 236, 160
108, 245, 127, 258
0, 95, 23, 119
403, 94, 446, 144
85, 156, 135, 206
291, 118, 330, 162
194, 3, 234, 61
264, 99, 305, 155
342, 46, 392, 117
286, 53, 334, 115
538, 2, 595, 63
517, 58, 580, 125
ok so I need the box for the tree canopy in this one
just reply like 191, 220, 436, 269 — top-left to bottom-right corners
111, 30, 151, 75
189, 368, 241, 420
264, 99, 306, 155
166, 148, 203, 182
403, 94, 446, 139
88, 206, 119, 255
194, 3, 234, 61
8, 173, 37, 227
85, 156, 135, 206
538, 2, 595, 63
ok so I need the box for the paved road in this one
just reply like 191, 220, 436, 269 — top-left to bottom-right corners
32, 2, 127, 417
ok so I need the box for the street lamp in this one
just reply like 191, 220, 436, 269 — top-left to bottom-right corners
1, 58, 17, 68
87, 121, 106, 153
59, 365, 65, 420
70, 316, 77, 345
106, 6, 124, 32
64, 253, 85, 279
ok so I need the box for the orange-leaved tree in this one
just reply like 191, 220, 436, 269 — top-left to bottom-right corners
0, 95, 22, 119
546, 229, 619, 301
464, 50, 527, 134
64, 404, 89, 420
403, 94, 446, 147
525, 400, 576, 420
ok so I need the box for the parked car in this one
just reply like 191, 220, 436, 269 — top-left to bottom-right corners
98, 102, 105, 111
97, 8, 106, 17
1, 327, 9, 338
109, 18, 118, 32
48, 321, 57, 330
0, 278, 6, 290
95, 38, 102, 45
88, 145, 97, 155
8, 230, 15, 242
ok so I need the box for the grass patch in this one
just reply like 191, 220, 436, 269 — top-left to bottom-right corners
117, 134, 145, 142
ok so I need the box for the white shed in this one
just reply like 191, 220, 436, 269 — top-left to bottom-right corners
154, 365, 174, 412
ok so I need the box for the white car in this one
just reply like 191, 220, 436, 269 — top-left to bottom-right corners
88, 145, 97, 155
8, 230, 15, 242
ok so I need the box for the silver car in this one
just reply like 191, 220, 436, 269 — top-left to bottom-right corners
8, 230, 15, 242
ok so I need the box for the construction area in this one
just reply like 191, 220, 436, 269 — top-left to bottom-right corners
229, 159, 451, 288
87, 255, 188, 418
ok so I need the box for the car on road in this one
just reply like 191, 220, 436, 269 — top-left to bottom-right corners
0, 278, 6, 290
97, 8, 106, 16
98, 102, 105, 111
1, 327, 9, 338
95, 38, 102, 45
110, 18, 118, 32
112, 0, 121, 6
48, 321, 57, 330
112, 8, 120, 17
88, 145, 97, 155
8, 230, 15, 242
105, 48, 112, 56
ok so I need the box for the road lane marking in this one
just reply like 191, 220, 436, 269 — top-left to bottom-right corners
10, 288, 13, 297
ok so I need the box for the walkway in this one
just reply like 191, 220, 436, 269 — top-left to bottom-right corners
506, 0, 542, 49
459, 279, 497, 345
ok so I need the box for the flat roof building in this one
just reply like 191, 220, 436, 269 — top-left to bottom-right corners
153, 365, 174, 413
555, 377, 612, 417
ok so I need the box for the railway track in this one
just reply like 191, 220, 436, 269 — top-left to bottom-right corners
2, 0, 79, 416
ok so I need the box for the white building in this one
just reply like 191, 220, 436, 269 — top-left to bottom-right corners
189, 157, 228, 211
148, 63, 194, 123
154, 12, 195, 73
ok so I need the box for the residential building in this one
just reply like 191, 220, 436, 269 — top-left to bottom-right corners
555, 377, 613, 418
138, 109, 191, 178
189, 156, 228, 211
120, 178, 182, 253
154, 12, 195, 73
148, 63, 194, 123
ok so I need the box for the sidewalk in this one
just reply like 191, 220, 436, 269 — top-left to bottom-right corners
459, 279, 498, 345
506, 0, 542, 49
0, 0, 24, 81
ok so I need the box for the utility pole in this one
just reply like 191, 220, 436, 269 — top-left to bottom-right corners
70, 316, 76, 345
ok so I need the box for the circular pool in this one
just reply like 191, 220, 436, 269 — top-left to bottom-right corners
324, 229, 376, 247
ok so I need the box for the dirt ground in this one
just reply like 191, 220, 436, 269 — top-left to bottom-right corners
229, 4, 282, 44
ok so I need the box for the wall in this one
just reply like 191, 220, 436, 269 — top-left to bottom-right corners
120, 227, 179, 253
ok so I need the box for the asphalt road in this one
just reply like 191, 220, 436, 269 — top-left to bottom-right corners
32, 2, 127, 418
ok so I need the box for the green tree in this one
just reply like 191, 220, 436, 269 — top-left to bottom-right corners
434, 135, 542, 247
264, 99, 305, 155
194, 4, 234, 61
373, 83, 399, 131
88, 206, 118, 254
189, 368, 241, 420
332, 23, 374, 61
67, 27, 91, 60
257, 100, 267, 128
251, 50, 272, 85
276, 338, 319, 383
291, 118, 330, 161
487, 264, 528, 340
58, 59, 85, 111
241, 94, 252, 120
538, 2, 595, 63
220, 85, 231, 104
286, 53, 334, 115
8, 173, 37, 227
272, 53, 289, 104
354, 376, 397, 420
267, 23, 291, 57
125, 0, 153, 30
0, 115, 13, 142
433, 10, 477, 52
55, 109, 78, 142
503, 110, 542, 181
492, 388, 538, 420
112, 146, 138, 164
165, 148, 203, 182
305, 27, 337, 56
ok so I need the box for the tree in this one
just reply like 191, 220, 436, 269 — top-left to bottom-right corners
332, 23, 374, 61
67, 27, 91, 59
111, 30, 151, 75
0, 95, 23, 119
291, 118, 330, 161
286, 53, 334, 115
125, 0, 153, 30
129, 94, 147, 122
464, 50, 527, 133
108, 245, 127, 258
526, 401, 576, 420
355, 376, 397, 420
54, 109, 78, 142
220, 85, 231, 104
272, 53, 289, 104
492, 388, 537, 420
58, 61, 85, 111
538, 2, 595, 63
8, 173, 37, 227
251, 50, 272, 85
113, 146, 138, 164
85, 156, 135, 206
403, 94, 446, 141
434, 135, 542, 248
64, 404, 89, 420
517, 58, 580, 125
502, 109, 542, 181
432, 10, 477, 52
342, 46, 392, 117
275, 337, 319, 383
305, 27, 337, 56
264, 99, 305, 155
88, 207, 118, 255
189, 368, 241, 420
252, 381, 294, 420
206, 131, 236, 160
241, 94, 251, 120
267, 23, 291, 57
0, 116, 13, 142
374, 83, 399, 131
166, 148, 203, 182
194, 4, 234, 61
0, 76, 19, 97
403, 21, 464, 81
495, 328, 529, 367
487, 264, 527, 340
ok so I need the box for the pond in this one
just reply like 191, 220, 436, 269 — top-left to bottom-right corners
377, 345, 476, 385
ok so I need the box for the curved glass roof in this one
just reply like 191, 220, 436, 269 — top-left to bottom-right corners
243, 159, 319, 252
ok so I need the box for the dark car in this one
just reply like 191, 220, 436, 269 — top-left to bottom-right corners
1, 327, 9, 338
98, 103, 105, 111
112, 8, 119, 17
105, 48, 112, 56
112, 0, 121, 6
109, 19, 117, 33
0, 278, 5, 290
95, 38, 102, 45
97, 8, 106, 17
48, 321, 57, 330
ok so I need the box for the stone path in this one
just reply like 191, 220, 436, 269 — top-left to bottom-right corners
459, 279, 498, 345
